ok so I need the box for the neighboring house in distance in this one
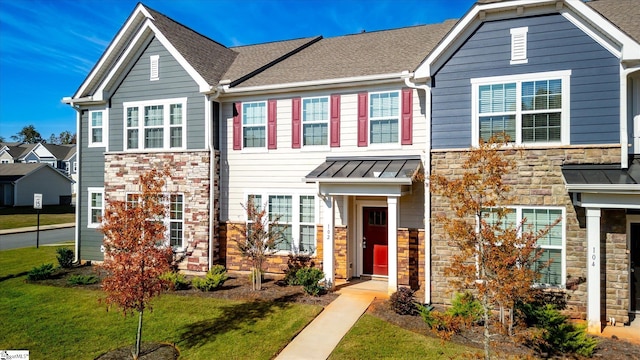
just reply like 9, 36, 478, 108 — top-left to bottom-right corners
0, 142, 77, 195
64, 0, 639, 334
0, 163, 74, 206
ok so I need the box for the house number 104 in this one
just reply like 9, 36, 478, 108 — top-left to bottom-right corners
591, 247, 596, 267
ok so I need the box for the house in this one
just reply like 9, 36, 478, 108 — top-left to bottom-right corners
63, 0, 639, 333
0, 142, 77, 195
0, 163, 74, 206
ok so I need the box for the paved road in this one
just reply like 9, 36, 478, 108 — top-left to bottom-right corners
0, 227, 74, 251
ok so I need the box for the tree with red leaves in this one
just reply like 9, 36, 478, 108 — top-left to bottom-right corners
100, 168, 173, 360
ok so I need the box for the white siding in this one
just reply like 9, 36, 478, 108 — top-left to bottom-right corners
220, 85, 426, 229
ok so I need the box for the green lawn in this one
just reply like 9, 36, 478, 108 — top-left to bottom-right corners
0, 205, 75, 229
0, 246, 322, 359
330, 314, 480, 360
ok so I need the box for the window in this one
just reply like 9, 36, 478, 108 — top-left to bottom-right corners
510, 27, 528, 64
88, 187, 104, 228
72, 161, 77, 173
247, 193, 316, 253
302, 97, 329, 146
369, 91, 399, 144
472, 71, 570, 146
124, 98, 186, 150
1, 159, 9, 164
485, 206, 564, 286
89, 110, 105, 147
242, 102, 266, 148
125, 192, 184, 248
150, 55, 159, 81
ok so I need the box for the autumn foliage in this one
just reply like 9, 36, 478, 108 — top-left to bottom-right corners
430, 136, 558, 359
100, 168, 173, 359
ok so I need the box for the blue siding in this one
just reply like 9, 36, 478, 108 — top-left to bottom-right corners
78, 108, 106, 261
432, 14, 620, 149
109, 37, 206, 151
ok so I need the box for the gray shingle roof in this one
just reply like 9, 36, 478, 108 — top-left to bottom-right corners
0, 163, 46, 178
43, 144, 76, 161
144, 6, 238, 87
230, 21, 456, 88
586, 0, 640, 43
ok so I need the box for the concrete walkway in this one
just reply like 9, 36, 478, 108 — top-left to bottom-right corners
275, 280, 388, 360
0, 223, 75, 235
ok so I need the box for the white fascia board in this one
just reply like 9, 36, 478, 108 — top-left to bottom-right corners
220, 72, 409, 97
73, 4, 151, 99
577, 192, 640, 209
566, 184, 640, 193
318, 183, 405, 197
565, 0, 640, 62
304, 177, 413, 185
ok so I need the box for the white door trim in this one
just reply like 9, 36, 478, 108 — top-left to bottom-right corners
355, 199, 387, 277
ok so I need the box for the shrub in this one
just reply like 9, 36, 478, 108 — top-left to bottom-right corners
446, 291, 483, 324
27, 263, 55, 281
519, 303, 598, 357
295, 267, 324, 296
390, 287, 417, 315
417, 303, 464, 340
67, 274, 99, 285
56, 248, 74, 268
283, 253, 314, 286
192, 265, 228, 291
160, 271, 191, 290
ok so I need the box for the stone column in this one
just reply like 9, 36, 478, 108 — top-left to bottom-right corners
323, 196, 335, 289
586, 207, 601, 333
387, 196, 398, 294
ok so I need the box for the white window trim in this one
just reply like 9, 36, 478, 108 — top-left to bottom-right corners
510, 27, 528, 65
301, 96, 330, 149
241, 101, 267, 151
244, 191, 318, 255
123, 98, 187, 151
483, 205, 566, 287
125, 191, 185, 250
471, 70, 571, 147
87, 187, 104, 229
150, 55, 159, 81
88, 109, 107, 148
368, 90, 401, 147
72, 161, 77, 173
0, 159, 9, 164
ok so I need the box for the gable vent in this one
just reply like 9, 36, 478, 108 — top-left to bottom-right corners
150, 55, 159, 81
510, 27, 528, 65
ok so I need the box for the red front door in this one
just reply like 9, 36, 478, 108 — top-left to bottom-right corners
363, 207, 388, 276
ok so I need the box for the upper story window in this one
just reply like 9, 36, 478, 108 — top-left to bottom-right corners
510, 27, 528, 65
243, 102, 266, 148
302, 97, 329, 146
88, 187, 104, 228
89, 110, 105, 147
124, 98, 186, 151
369, 91, 400, 144
150, 55, 159, 81
472, 70, 571, 146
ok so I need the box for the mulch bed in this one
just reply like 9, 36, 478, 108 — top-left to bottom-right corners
36, 265, 640, 359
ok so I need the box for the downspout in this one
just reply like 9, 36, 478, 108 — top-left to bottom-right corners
620, 65, 633, 168
70, 104, 82, 264
403, 71, 433, 304
207, 87, 222, 270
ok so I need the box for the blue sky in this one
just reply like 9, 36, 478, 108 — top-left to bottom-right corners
0, 0, 475, 142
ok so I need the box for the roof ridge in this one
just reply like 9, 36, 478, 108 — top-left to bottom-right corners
230, 36, 321, 49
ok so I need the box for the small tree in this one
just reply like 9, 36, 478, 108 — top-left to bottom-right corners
234, 197, 287, 291
430, 135, 558, 360
100, 168, 173, 360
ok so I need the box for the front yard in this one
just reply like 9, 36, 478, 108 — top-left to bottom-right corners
0, 205, 75, 229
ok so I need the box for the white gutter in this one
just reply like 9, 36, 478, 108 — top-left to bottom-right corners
61, 96, 107, 106
565, 184, 640, 193
220, 72, 409, 96
402, 70, 433, 305
304, 178, 413, 185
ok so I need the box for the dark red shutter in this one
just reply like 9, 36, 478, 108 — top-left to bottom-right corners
292, 97, 301, 149
268, 99, 277, 149
357, 92, 368, 147
401, 88, 413, 145
330, 94, 340, 147
233, 102, 242, 150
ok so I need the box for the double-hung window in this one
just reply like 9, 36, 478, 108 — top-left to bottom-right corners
247, 193, 316, 253
243, 102, 266, 148
302, 97, 329, 146
369, 91, 400, 144
472, 71, 570, 146
88, 187, 104, 228
125, 192, 184, 248
89, 110, 105, 147
484, 206, 564, 286
124, 98, 186, 150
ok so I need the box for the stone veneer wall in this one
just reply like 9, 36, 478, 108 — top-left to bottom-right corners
430, 146, 622, 320
398, 228, 424, 290
602, 209, 629, 324
104, 151, 214, 272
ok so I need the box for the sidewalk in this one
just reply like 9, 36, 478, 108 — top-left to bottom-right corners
0, 223, 75, 236
275, 280, 388, 360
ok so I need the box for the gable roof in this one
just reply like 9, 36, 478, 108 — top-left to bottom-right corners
586, 0, 640, 44
43, 144, 76, 161
0, 163, 73, 183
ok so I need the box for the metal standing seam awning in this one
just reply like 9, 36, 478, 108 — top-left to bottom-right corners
305, 155, 422, 197
561, 159, 640, 193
